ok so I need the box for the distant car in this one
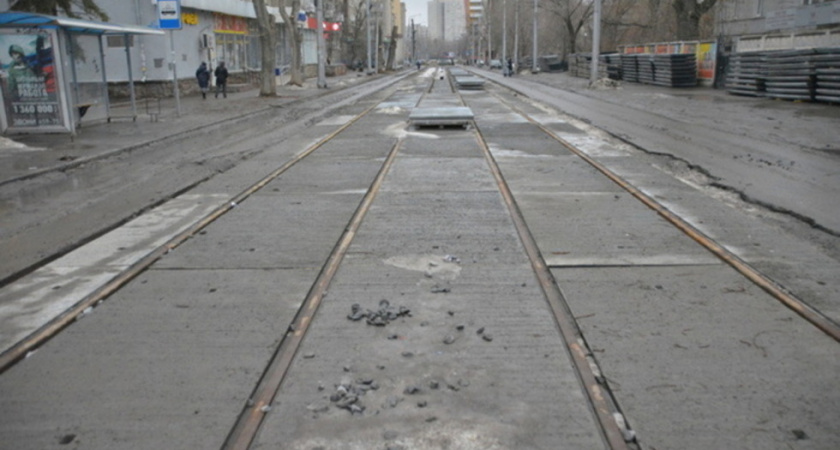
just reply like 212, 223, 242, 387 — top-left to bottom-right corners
489, 59, 502, 69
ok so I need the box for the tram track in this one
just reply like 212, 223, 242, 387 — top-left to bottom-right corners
226, 70, 632, 449
0, 79, 397, 373
447, 78, 635, 449
1, 68, 838, 449
472, 80, 840, 344
0, 72, 412, 287
225, 68, 456, 450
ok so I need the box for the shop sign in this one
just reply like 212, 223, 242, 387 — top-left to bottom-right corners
214, 13, 248, 34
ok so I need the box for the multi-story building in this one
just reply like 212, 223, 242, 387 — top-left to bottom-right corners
466, 0, 483, 29
715, 0, 840, 51
427, 0, 466, 43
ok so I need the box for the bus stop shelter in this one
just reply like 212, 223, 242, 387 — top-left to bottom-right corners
0, 11, 164, 136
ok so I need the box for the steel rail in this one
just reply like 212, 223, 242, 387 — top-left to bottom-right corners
221, 138, 404, 450
447, 70, 633, 450
490, 89, 840, 344
0, 101, 381, 375
223, 71, 433, 450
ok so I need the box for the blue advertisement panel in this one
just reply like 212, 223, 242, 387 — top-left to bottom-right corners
0, 30, 68, 132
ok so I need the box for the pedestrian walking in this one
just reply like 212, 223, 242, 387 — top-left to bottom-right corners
214, 61, 228, 98
195, 62, 210, 99
506, 58, 514, 77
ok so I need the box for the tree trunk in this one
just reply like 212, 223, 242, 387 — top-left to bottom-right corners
386, 25, 397, 70
565, 17, 577, 54
341, 0, 350, 64
289, 25, 304, 85
278, 0, 305, 86
253, 0, 277, 96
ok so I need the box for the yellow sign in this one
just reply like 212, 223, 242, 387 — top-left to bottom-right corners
182, 12, 199, 26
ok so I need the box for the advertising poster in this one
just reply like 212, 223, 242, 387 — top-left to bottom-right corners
697, 42, 717, 83
0, 30, 66, 131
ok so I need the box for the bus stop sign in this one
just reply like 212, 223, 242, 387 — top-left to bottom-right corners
158, 0, 181, 30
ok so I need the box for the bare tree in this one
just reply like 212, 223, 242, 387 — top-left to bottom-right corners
600, 0, 646, 50
11, 0, 108, 20
542, 0, 594, 58
672, 0, 718, 40
386, 25, 398, 70
345, 0, 369, 68
253, 0, 278, 96
276, 0, 305, 86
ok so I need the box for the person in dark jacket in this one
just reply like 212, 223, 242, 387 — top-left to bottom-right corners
195, 62, 210, 99
214, 61, 229, 98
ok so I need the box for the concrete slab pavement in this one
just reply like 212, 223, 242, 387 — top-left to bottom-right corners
0, 71, 382, 186
464, 83, 840, 449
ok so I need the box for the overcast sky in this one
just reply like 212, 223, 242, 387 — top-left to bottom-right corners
403, 0, 428, 26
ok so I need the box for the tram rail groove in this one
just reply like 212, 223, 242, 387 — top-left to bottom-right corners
478, 81, 840, 343
0, 101, 382, 375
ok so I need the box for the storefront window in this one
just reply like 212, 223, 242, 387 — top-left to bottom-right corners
213, 13, 261, 71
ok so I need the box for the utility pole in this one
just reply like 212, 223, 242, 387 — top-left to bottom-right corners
477, 20, 482, 65
366, 0, 372, 74
590, 0, 601, 84
374, 5, 379, 72
316, 0, 327, 88
531, 0, 538, 73
169, 30, 181, 116
514, 0, 519, 71
487, 0, 492, 61
502, 0, 507, 72
411, 19, 416, 62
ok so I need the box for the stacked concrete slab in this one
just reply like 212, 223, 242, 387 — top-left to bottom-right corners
726, 51, 767, 97
726, 48, 840, 104
814, 47, 840, 103
449, 68, 485, 91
